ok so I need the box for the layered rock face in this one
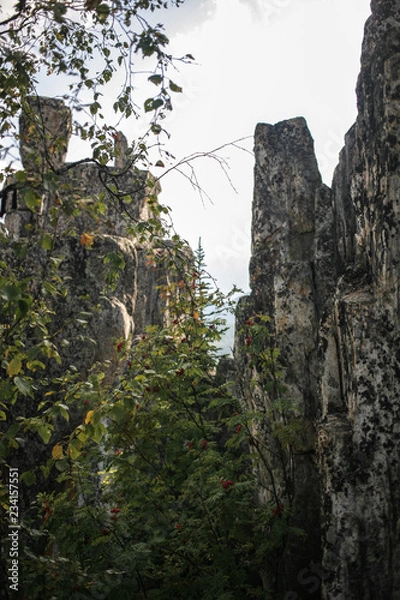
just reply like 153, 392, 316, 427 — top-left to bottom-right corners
237, 0, 400, 598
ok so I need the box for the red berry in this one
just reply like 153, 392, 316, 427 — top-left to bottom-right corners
175, 523, 181, 529
273, 503, 285, 517
117, 341, 124, 352
236, 425, 242, 434
221, 479, 234, 490
245, 336, 252, 347
200, 440, 208, 450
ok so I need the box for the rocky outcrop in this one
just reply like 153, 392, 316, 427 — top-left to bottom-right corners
2, 96, 169, 368
236, 0, 400, 598
236, 116, 325, 599
0, 97, 177, 517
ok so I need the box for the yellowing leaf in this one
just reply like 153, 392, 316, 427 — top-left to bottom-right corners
193, 311, 199, 320
7, 357, 22, 377
85, 409, 95, 425
52, 443, 63, 460
80, 233, 94, 247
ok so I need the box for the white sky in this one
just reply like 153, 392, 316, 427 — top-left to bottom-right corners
143, 0, 372, 295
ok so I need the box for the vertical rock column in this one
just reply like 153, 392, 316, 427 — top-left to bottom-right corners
317, 1, 400, 597
244, 117, 326, 596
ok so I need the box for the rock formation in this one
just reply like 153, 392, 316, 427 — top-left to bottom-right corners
2, 96, 170, 371
0, 96, 178, 517
236, 0, 400, 598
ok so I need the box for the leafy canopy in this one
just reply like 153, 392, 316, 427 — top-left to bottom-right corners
0, 0, 190, 177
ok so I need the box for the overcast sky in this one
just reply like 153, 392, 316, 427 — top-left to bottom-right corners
145, 0, 372, 297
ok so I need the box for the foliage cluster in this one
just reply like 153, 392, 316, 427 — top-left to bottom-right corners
0, 0, 190, 180
0, 236, 302, 598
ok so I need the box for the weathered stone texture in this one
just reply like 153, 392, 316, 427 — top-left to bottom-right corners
237, 0, 400, 597
19, 96, 72, 172
318, 1, 400, 597
239, 117, 324, 597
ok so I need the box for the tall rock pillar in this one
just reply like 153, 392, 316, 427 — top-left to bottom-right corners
238, 117, 326, 597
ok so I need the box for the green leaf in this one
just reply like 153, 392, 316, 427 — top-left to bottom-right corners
0, 284, 21, 302
17, 296, 33, 318
53, 2, 67, 22
148, 74, 163, 86
55, 459, 69, 472
37, 424, 52, 444
77, 430, 88, 444
169, 80, 183, 93
20, 470, 36, 485
41, 233, 54, 251
109, 403, 125, 422
144, 98, 163, 113
68, 438, 81, 460
43, 281, 58, 295
13, 376, 32, 397
15, 170, 27, 183
92, 423, 105, 443
24, 188, 42, 211
90, 102, 101, 115
57, 403, 70, 421
96, 3, 110, 20
151, 123, 162, 135
7, 423, 21, 438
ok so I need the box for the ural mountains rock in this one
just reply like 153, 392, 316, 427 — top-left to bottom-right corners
236, 0, 400, 598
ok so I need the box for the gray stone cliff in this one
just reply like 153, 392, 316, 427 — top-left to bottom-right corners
235, 0, 400, 598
